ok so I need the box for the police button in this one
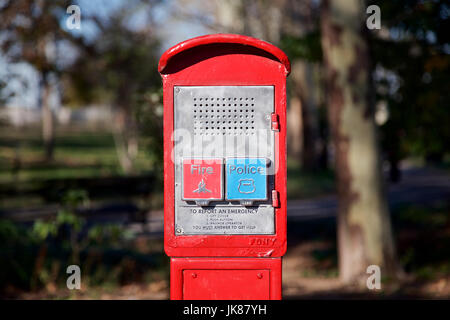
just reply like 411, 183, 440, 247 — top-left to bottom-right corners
182, 158, 223, 205
226, 158, 268, 205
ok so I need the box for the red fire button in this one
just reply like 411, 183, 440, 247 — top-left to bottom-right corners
182, 158, 223, 201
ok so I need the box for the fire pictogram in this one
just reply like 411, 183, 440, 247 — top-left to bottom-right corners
182, 159, 223, 200
193, 179, 211, 194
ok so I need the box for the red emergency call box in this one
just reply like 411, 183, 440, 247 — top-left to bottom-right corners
158, 34, 290, 300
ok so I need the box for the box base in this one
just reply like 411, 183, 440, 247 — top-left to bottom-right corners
170, 257, 282, 300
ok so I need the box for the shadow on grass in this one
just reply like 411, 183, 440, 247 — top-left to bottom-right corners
0, 174, 158, 205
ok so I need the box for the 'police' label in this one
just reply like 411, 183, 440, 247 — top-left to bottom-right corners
226, 158, 268, 201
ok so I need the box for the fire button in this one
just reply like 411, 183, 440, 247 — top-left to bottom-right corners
182, 158, 223, 205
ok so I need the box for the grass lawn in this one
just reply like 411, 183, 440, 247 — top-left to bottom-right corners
0, 126, 155, 182
287, 157, 335, 199
0, 125, 336, 210
0, 126, 158, 210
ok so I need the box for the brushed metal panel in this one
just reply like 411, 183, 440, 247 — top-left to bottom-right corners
174, 86, 275, 235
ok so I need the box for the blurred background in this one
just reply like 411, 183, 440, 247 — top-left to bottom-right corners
0, 0, 448, 299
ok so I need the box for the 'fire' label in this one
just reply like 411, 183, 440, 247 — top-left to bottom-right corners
182, 159, 223, 200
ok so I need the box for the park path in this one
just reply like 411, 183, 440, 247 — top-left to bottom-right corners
287, 166, 450, 221
137, 166, 450, 236
2, 166, 449, 237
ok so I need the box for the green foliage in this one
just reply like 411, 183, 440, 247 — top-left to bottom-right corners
61, 189, 89, 209
371, 0, 450, 163
282, 1, 449, 167
396, 202, 449, 229
0, 0, 75, 73
392, 202, 450, 278
32, 219, 58, 240
280, 31, 323, 62
32, 189, 87, 242
0, 219, 22, 242
87, 224, 129, 247
0, 187, 165, 295
0, 219, 37, 290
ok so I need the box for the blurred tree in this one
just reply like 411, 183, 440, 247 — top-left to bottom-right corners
370, 0, 450, 180
179, 0, 327, 170
320, 0, 402, 283
280, 0, 327, 170
63, 2, 162, 173
0, 0, 75, 160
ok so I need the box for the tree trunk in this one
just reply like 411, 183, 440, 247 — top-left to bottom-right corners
287, 95, 303, 159
291, 60, 321, 170
215, 0, 244, 34
113, 108, 137, 174
320, 0, 402, 283
40, 73, 54, 161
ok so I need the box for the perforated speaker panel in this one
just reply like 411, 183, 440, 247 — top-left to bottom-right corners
192, 96, 256, 136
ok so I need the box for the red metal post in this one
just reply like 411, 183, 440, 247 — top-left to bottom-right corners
159, 34, 290, 300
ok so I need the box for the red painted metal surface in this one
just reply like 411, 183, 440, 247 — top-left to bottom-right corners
183, 270, 270, 300
160, 34, 289, 258
158, 34, 291, 75
171, 258, 282, 300
159, 34, 289, 300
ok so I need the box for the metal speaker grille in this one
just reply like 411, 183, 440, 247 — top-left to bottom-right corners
193, 97, 256, 136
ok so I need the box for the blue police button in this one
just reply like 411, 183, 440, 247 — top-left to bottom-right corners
226, 158, 268, 201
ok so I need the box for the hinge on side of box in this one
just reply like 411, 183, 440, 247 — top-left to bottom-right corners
271, 113, 279, 131
272, 190, 280, 208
